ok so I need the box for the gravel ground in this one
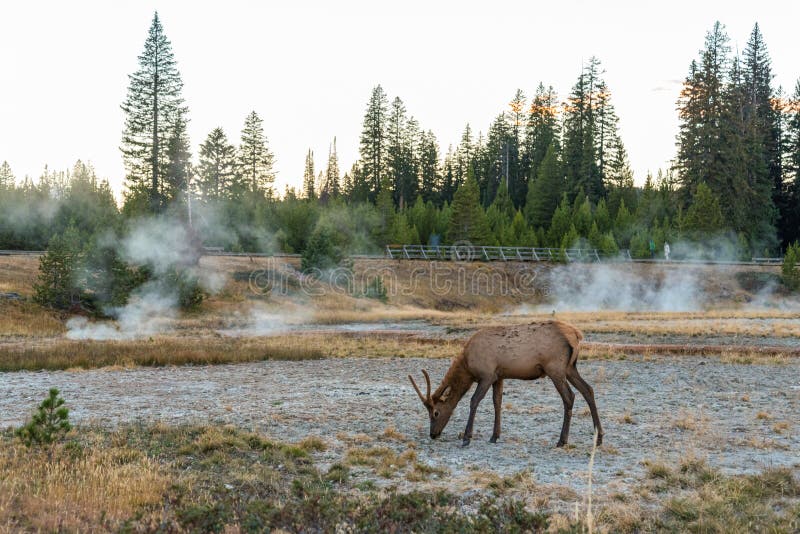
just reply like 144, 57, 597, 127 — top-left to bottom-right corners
586, 331, 800, 348
2, 356, 799, 501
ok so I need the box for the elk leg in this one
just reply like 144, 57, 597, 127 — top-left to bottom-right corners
490, 379, 504, 443
551, 377, 574, 447
462, 379, 492, 447
567, 366, 604, 446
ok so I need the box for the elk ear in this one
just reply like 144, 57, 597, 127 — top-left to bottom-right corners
439, 386, 452, 402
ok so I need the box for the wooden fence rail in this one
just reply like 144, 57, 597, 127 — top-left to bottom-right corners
384, 245, 632, 262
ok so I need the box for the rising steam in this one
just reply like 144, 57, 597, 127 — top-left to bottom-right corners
66, 216, 221, 340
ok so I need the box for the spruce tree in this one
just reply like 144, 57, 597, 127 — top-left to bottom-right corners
613, 198, 635, 247
418, 130, 440, 204
480, 113, 513, 207
0, 161, 13, 189
562, 58, 605, 202
397, 115, 421, 208
33, 227, 84, 310
120, 12, 188, 214
164, 116, 192, 209
303, 149, 316, 200
523, 83, 559, 184
321, 137, 340, 202
784, 80, 800, 245
197, 128, 237, 201
741, 23, 780, 248
375, 176, 396, 244
0, 161, 16, 193
506, 89, 526, 206
547, 194, 571, 247
683, 182, 725, 238
359, 85, 389, 200
486, 181, 514, 244
238, 111, 275, 196
447, 168, 490, 244
387, 96, 410, 206
676, 22, 732, 210
454, 124, 474, 189
525, 143, 564, 229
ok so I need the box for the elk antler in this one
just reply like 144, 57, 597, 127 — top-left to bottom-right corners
408, 369, 432, 407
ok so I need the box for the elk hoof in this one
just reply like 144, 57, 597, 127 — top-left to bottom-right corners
461, 438, 471, 447
489, 436, 499, 443
596, 434, 604, 446
556, 440, 566, 448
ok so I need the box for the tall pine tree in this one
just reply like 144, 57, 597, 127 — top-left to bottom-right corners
238, 111, 275, 197
785, 80, 800, 245
523, 83, 559, 186
562, 58, 606, 202
164, 116, 191, 210
120, 12, 188, 214
0, 161, 13, 190
418, 130, 440, 204
197, 128, 237, 201
676, 22, 731, 208
320, 137, 340, 202
303, 149, 316, 200
358, 85, 389, 201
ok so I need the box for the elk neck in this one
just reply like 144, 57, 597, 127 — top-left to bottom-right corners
435, 355, 475, 406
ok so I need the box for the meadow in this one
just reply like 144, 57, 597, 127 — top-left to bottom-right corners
1, 254, 799, 532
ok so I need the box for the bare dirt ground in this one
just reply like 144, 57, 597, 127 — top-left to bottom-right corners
3, 355, 798, 509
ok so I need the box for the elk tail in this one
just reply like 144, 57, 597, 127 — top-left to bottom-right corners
555, 322, 583, 367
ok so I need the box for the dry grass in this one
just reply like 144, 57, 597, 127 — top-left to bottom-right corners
639, 455, 800, 532
405, 461, 449, 482
0, 335, 323, 371
618, 411, 636, 425
570, 316, 800, 339
1, 419, 797, 532
0, 301, 65, 337
583, 342, 799, 363
0, 331, 461, 371
297, 435, 327, 452
381, 425, 407, 442
433, 308, 800, 344
671, 408, 711, 433
344, 445, 417, 478
1, 324, 795, 372
0, 431, 168, 531
0, 255, 40, 296
773, 421, 791, 433
310, 305, 451, 325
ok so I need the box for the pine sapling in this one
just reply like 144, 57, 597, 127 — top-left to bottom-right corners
15, 388, 72, 447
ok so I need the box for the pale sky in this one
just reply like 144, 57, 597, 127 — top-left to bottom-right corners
1, 0, 799, 198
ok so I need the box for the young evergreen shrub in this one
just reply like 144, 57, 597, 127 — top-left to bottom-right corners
629, 230, 650, 259
599, 231, 620, 255
33, 227, 86, 310
163, 266, 206, 309
362, 276, 388, 302
782, 242, 800, 291
15, 388, 72, 447
302, 225, 345, 273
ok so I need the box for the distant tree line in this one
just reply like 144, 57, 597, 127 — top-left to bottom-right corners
1, 16, 800, 269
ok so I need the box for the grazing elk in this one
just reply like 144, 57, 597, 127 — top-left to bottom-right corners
409, 320, 603, 447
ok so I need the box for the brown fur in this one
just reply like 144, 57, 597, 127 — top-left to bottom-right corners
409, 320, 603, 447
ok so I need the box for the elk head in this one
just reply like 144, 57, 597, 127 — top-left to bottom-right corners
408, 370, 457, 439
